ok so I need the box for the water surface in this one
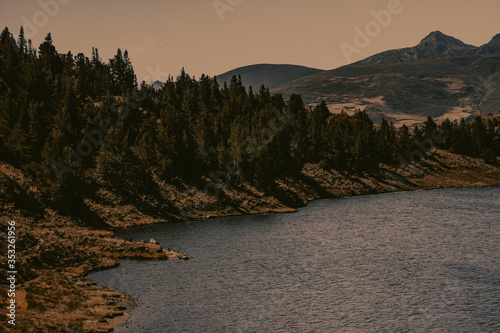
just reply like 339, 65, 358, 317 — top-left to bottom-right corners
89, 187, 500, 332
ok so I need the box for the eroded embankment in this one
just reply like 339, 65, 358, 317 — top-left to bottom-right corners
0, 149, 499, 332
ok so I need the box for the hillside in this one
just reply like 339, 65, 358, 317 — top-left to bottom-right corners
354, 31, 500, 66
355, 31, 478, 66
473, 34, 500, 54
272, 31, 500, 126
274, 52, 500, 127
1, 26, 500, 332
1, 148, 500, 331
216, 64, 323, 90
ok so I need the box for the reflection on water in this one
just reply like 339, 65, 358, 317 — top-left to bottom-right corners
89, 187, 500, 332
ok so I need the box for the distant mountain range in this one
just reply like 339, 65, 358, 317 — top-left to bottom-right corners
356, 31, 500, 65
270, 31, 500, 126
153, 31, 499, 126
473, 33, 500, 54
215, 64, 323, 90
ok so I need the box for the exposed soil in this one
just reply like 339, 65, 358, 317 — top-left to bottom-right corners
0, 148, 499, 332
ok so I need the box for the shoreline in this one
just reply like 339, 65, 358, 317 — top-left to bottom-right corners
105, 181, 500, 332
117, 182, 500, 232
102, 150, 500, 331
1, 149, 499, 332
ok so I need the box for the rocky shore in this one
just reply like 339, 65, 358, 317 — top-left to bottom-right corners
0, 148, 499, 332
0, 220, 188, 332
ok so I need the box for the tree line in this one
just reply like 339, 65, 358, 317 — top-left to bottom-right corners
0, 27, 499, 206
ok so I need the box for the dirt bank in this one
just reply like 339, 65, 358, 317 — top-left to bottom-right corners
0, 149, 498, 332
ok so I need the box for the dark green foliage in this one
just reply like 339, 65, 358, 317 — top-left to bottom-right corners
422, 116, 438, 139
109, 49, 136, 95
377, 118, 398, 165
440, 116, 500, 164
0, 26, 499, 207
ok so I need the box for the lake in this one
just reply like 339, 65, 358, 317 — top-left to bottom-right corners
88, 187, 500, 332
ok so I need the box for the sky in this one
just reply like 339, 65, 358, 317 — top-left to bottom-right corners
1, 0, 499, 83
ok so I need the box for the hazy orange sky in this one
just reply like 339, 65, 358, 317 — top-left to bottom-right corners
1, 0, 499, 83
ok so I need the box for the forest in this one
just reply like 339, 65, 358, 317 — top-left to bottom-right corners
1, 27, 499, 215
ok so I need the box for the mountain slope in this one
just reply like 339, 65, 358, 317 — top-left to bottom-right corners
473, 34, 500, 54
273, 32, 500, 126
274, 53, 500, 126
357, 31, 477, 66
216, 64, 323, 90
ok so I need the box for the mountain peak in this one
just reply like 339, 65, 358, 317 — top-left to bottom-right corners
474, 33, 500, 54
419, 31, 467, 47
357, 31, 476, 66
486, 33, 500, 46
424, 30, 445, 38
217, 64, 323, 90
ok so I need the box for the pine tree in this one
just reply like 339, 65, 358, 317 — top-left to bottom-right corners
377, 118, 397, 164
109, 49, 137, 95
0, 28, 20, 90
309, 100, 330, 162
287, 94, 308, 165
42, 81, 81, 179
17, 26, 27, 54
38, 33, 61, 74
422, 116, 437, 139
96, 123, 137, 188
396, 124, 412, 158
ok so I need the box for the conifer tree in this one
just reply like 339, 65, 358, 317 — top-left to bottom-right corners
17, 26, 26, 54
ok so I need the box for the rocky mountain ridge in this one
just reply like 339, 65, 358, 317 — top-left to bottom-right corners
356, 31, 488, 65
272, 32, 500, 126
